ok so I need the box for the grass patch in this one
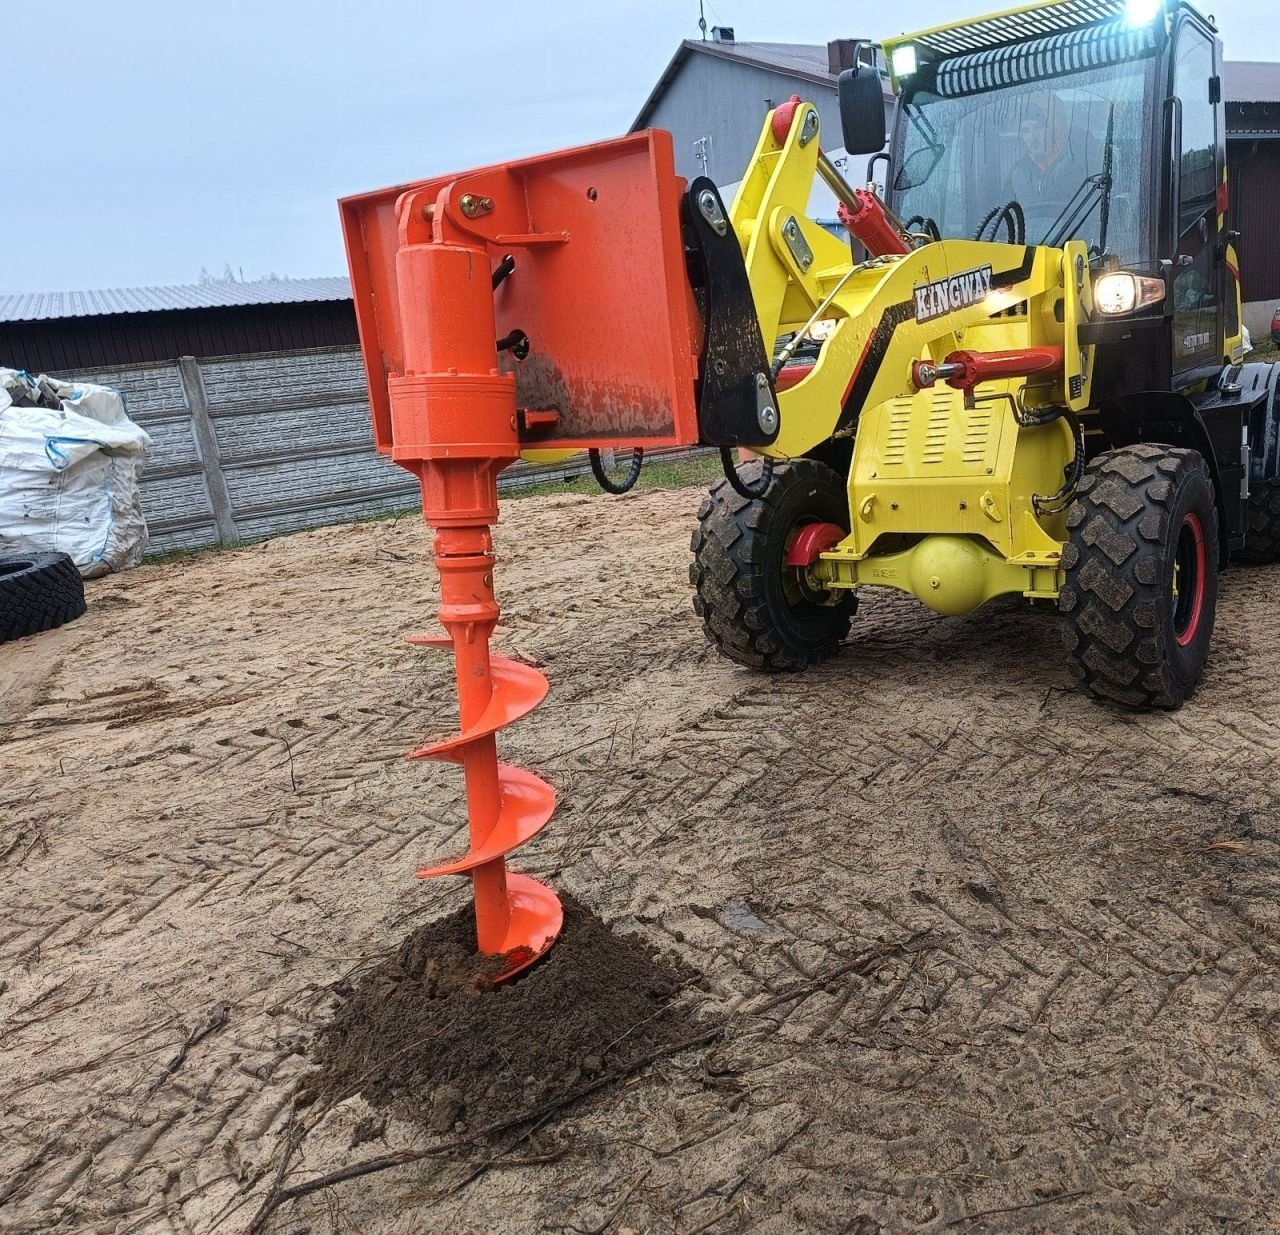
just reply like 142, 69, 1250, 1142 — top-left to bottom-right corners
144, 542, 246, 567
500, 452, 723, 501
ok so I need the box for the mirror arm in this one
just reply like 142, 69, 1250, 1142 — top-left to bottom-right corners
866, 150, 892, 192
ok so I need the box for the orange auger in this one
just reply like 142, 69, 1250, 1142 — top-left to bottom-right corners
341, 132, 705, 975
374, 227, 561, 977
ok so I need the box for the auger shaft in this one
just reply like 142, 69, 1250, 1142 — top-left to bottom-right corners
389, 237, 562, 977
434, 513, 508, 955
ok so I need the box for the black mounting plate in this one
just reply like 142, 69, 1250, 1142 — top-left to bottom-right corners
683, 177, 780, 448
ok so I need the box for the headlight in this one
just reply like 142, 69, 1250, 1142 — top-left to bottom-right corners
1094, 271, 1166, 316
891, 44, 918, 78
1125, 0, 1162, 27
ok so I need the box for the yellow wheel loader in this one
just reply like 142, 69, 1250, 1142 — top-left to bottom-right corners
339, 0, 1280, 965
346, 0, 1279, 714
684, 0, 1275, 709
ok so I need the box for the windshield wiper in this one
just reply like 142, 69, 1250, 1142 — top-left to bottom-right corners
896, 103, 945, 191
1044, 103, 1116, 254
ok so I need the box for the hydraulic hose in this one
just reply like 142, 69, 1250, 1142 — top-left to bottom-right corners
1026, 407, 1086, 515
721, 448, 774, 500
589, 447, 644, 494
973, 201, 1026, 246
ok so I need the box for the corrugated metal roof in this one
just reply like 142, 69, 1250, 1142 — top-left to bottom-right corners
0, 276, 352, 324
1224, 61, 1280, 104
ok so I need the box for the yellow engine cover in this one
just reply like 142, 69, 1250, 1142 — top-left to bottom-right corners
875, 389, 1004, 478
846, 381, 1073, 566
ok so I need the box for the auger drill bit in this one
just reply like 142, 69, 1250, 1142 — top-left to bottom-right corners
387, 235, 561, 980
341, 130, 711, 976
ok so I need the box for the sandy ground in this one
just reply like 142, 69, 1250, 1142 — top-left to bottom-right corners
3, 484, 1280, 1235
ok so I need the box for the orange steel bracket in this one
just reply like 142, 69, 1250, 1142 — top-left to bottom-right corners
341, 129, 702, 453
339, 131, 701, 978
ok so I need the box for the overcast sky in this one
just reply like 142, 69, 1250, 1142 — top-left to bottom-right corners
5, 0, 1275, 294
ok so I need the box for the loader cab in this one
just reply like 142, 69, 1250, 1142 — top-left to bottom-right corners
880, 1, 1240, 393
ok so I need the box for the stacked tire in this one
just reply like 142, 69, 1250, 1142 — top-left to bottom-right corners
0, 553, 87, 644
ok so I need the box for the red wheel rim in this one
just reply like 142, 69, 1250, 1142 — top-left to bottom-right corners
1174, 511, 1207, 647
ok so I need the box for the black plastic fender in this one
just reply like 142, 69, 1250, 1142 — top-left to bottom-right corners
1241, 361, 1280, 483
1097, 387, 1243, 550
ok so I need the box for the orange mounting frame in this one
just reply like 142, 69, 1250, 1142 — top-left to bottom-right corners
340, 129, 703, 453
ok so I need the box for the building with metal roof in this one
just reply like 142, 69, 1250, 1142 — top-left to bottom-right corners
634, 35, 891, 191
0, 276, 352, 326
1226, 60, 1280, 138
0, 277, 358, 373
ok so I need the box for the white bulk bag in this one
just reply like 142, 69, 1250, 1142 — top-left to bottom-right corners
0, 369, 152, 576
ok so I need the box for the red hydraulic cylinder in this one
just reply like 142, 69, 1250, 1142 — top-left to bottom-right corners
912, 347, 1064, 394
837, 191, 911, 258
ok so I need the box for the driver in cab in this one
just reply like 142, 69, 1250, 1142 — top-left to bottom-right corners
1007, 96, 1079, 206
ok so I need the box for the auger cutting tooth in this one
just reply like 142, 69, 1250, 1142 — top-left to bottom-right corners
482, 871, 564, 964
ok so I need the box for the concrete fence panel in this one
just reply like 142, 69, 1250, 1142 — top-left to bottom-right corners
75, 345, 707, 555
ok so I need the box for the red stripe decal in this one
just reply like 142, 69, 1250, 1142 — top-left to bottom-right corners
843, 332, 876, 406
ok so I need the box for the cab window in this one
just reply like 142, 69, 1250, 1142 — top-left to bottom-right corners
1171, 30, 1220, 372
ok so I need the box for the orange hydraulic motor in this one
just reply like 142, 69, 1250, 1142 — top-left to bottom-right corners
339, 131, 779, 975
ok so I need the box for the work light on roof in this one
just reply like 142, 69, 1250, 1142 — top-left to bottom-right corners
891, 43, 918, 77
1124, 0, 1162, 27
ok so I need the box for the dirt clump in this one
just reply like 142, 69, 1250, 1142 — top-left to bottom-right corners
306, 893, 710, 1135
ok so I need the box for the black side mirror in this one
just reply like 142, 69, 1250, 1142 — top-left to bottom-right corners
838, 67, 886, 156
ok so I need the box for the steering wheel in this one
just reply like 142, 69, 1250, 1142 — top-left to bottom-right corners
973, 200, 1026, 245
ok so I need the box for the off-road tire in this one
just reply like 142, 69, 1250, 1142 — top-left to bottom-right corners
0, 553, 87, 643
1236, 478, 1280, 563
690, 458, 856, 671
1059, 444, 1218, 710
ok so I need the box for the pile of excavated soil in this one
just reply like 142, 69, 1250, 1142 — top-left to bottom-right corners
305, 893, 712, 1135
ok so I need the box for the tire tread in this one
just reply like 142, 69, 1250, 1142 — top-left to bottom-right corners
0, 553, 87, 643
1059, 445, 1217, 710
1236, 478, 1280, 564
690, 460, 853, 672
